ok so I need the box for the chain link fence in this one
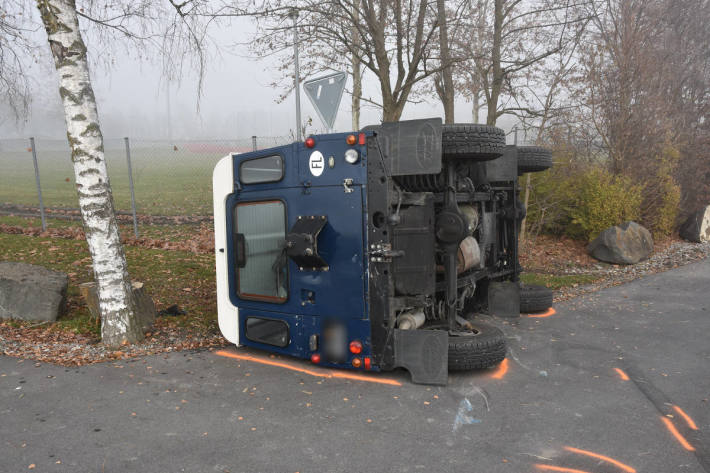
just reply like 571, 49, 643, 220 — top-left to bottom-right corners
0, 136, 290, 233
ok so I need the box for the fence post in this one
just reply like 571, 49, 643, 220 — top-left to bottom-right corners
29, 137, 47, 232
124, 137, 139, 238
252, 135, 257, 151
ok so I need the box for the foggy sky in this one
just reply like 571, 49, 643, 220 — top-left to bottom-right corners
1, 15, 515, 142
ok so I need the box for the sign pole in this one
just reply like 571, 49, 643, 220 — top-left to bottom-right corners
290, 9, 302, 141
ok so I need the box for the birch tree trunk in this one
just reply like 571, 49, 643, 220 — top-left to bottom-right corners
37, 0, 143, 347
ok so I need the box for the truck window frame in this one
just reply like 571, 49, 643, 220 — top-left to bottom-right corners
234, 199, 289, 303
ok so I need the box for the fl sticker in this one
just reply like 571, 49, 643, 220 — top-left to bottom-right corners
309, 150, 325, 177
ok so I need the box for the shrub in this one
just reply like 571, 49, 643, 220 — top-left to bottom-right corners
564, 168, 643, 241
639, 142, 681, 238
522, 154, 577, 237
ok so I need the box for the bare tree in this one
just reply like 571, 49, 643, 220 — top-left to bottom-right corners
433, 0, 455, 123
248, 0, 442, 122
350, 0, 362, 129
456, 0, 591, 126
1, 0, 39, 119
575, 0, 710, 230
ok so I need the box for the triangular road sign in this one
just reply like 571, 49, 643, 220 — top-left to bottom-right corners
303, 72, 347, 131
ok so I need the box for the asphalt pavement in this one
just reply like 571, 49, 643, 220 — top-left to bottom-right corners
1, 259, 709, 473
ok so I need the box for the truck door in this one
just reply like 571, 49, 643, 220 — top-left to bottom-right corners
223, 139, 368, 359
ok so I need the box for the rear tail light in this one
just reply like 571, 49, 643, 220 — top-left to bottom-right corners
358, 133, 366, 145
305, 137, 316, 148
364, 357, 371, 370
349, 340, 363, 354
310, 353, 321, 364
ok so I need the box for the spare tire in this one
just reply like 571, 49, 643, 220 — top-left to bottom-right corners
517, 146, 552, 174
520, 284, 553, 313
447, 321, 507, 371
442, 124, 506, 161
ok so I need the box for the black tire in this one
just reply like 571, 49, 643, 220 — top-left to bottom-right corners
447, 322, 507, 371
520, 284, 553, 313
442, 124, 506, 161
517, 146, 552, 175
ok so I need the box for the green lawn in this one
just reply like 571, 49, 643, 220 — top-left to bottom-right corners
0, 142, 233, 216
520, 272, 601, 289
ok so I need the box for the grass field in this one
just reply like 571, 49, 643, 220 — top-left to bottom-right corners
0, 138, 287, 216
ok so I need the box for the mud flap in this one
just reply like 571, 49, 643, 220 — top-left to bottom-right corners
488, 281, 520, 317
393, 329, 448, 385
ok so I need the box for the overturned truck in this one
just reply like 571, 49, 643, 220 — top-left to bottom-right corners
213, 119, 552, 384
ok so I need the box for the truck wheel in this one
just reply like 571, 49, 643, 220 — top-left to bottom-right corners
442, 124, 506, 161
520, 284, 553, 313
517, 146, 552, 175
448, 322, 507, 371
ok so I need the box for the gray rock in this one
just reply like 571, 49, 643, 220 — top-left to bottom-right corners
679, 205, 710, 243
0, 262, 68, 322
587, 221, 654, 265
78, 281, 155, 333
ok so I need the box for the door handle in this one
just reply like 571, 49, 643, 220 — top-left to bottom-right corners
234, 232, 246, 268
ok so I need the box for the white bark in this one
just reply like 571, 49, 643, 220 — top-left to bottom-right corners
37, 0, 143, 346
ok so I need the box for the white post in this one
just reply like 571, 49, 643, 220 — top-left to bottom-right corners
290, 9, 302, 141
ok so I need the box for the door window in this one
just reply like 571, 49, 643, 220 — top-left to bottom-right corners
240, 155, 283, 184
235, 201, 288, 302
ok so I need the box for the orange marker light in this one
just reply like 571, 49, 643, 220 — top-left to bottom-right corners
346, 134, 357, 145
351, 357, 362, 368
614, 368, 630, 381
490, 358, 509, 379
305, 137, 315, 148
349, 340, 363, 354
673, 405, 699, 430
527, 307, 556, 318
215, 350, 402, 386
661, 416, 696, 451
563, 446, 636, 473
535, 465, 592, 473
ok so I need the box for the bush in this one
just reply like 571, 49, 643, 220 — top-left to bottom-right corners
564, 168, 643, 241
522, 153, 577, 237
640, 142, 681, 238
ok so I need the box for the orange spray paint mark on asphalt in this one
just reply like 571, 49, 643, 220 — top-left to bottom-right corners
535, 464, 592, 473
673, 405, 699, 430
563, 446, 636, 473
614, 368, 630, 381
661, 416, 696, 451
490, 358, 509, 379
214, 350, 401, 386
527, 308, 556, 318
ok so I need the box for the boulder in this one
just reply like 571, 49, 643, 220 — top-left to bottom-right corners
78, 281, 156, 332
679, 206, 710, 243
0, 262, 68, 322
587, 221, 654, 265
